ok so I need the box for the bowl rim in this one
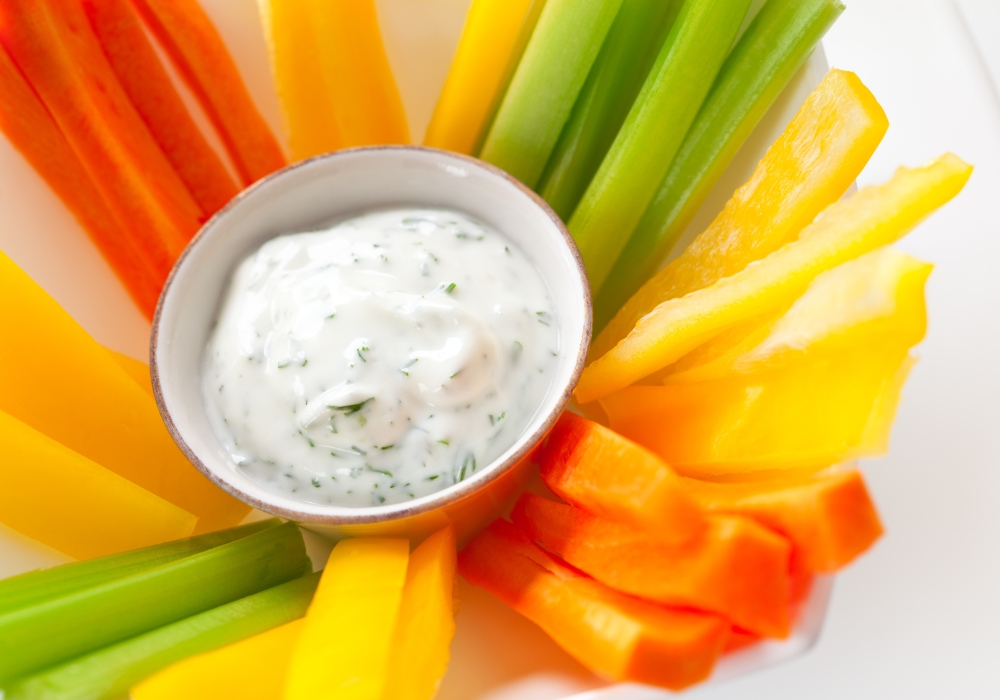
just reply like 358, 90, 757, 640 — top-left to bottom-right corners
150, 144, 592, 526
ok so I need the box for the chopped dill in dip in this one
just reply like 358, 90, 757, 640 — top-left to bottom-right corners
203, 208, 560, 507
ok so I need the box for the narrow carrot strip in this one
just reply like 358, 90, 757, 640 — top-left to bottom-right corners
130, 0, 287, 184
83, 0, 239, 217
0, 42, 159, 317
0, 0, 203, 284
299, 0, 410, 147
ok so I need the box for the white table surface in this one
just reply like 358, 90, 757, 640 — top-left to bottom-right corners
0, 1, 997, 697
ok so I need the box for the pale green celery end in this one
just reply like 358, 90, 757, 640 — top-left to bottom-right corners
568, 0, 754, 293
538, 0, 684, 220
479, 0, 625, 188
592, 0, 844, 332
0, 572, 321, 700
0, 520, 281, 617
0, 522, 308, 684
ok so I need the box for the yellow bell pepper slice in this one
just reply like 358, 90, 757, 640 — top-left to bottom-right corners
299, 0, 409, 147
384, 526, 458, 700
0, 251, 250, 532
594, 69, 889, 359
575, 153, 971, 404
424, 0, 544, 155
283, 538, 410, 700
105, 348, 154, 398
0, 408, 196, 559
258, 0, 342, 161
132, 619, 303, 700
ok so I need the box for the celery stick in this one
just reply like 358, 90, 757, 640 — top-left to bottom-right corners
1, 572, 320, 700
0, 521, 308, 683
594, 0, 844, 331
537, 0, 683, 220
478, 0, 624, 189
568, 0, 753, 293
0, 519, 280, 616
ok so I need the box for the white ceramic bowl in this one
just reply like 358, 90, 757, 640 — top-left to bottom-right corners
151, 146, 591, 543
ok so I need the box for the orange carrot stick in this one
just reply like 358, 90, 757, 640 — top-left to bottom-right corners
0, 43, 159, 318
83, 0, 239, 217
0, 0, 203, 284
129, 0, 287, 185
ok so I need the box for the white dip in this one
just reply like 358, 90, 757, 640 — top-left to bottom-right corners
203, 208, 560, 507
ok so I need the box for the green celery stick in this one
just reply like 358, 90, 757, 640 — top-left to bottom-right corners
0, 519, 281, 616
593, 0, 844, 331
537, 0, 684, 220
0, 521, 309, 683
1, 572, 321, 700
568, 0, 753, 294
478, 0, 624, 189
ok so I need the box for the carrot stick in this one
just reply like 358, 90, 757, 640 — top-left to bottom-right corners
83, 0, 239, 217
0, 42, 159, 318
0, 0, 203, 284
129, 0, 287, 185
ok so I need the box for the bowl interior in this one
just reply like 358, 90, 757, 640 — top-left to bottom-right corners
152, 146, 591, 524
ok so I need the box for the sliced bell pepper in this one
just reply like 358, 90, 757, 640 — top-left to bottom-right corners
537, 411, 704, 541
105, 348, 154, 397
0, 408, 195, 561
681, 469, 883, 573
83, 0, 238, 217
458, 519, 730, 690
257, 0, 342, 161
130, 0, 287, 185
424, 0, 542, 155
478, 0, 624, 188
0, 251, 251, 532
0, 42, 160, 318
577, 153, 971, 403
511, 494, 791, 638
283, 538, 410, 700
298, 0, 410, 147
594, 68, 889, 359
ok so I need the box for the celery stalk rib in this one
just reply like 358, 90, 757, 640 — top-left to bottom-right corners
568, 0, 753, 293
594, 0, 845, 331
0, 519, 280, 616
479, 0, 624, 189
0, 521, 309, 683
537, 0, 684, 220
0, 572, 321, 700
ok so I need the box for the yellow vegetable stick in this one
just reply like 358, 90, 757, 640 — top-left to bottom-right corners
300, 0, 409, 147
132, 620, 303, 700
258, 0, 342, 161
575, 153, 971, 403
0, 251, 250, 532
105, 348, 153, 398
594, 69, 889, 359
283, 538, 410, 700
424, 0, 543, 155
384, 526, 458, 700
0, 409, 196, 559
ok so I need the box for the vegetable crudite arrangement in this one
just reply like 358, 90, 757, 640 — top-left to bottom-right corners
0, 0, 972, 698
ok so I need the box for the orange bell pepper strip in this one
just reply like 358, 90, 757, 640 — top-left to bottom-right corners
0, 0, 203, 285
537, 411, 705, 541
257, 0, 342, 161
83, 0, 238, 217
594, 69, 888, 359
0, 42, 159, 318
0, 251, 251, 532
511, 494, 791, 638
424, 0, 545, 155
130, 0, 287, 185
0, 408, 196, 560
298, 0, 409, 147
459, 519, 730, 689
681, 469, 884, 573
577, 153, 971, 403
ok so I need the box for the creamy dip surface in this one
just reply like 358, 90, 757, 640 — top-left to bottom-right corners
203, 208, 560, 507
